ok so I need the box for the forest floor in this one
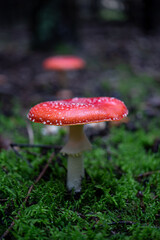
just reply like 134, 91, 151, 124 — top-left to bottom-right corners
0, 22, 160, 239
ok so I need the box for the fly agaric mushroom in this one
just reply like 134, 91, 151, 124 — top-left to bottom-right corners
27, 97, 128, 192
43, 56, 85, 71
43, 56, 86, 89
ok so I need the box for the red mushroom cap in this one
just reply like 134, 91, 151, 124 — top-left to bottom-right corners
27, 97, 128, 126
43, 56, 86, 71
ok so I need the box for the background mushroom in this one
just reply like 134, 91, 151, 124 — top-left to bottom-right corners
43, 55, 86, 94
28, 97, 128, 192
42, 55, 86, 135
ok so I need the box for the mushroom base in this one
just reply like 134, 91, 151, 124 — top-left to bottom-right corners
67, 154, 84, 192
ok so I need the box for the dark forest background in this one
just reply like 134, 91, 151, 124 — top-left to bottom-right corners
0, 0, 160, 51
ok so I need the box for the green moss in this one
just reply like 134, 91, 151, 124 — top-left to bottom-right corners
0, 116, 159, 239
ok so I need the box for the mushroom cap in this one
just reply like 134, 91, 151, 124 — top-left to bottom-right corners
27, 97, 128, 126
43, 56, 86, 71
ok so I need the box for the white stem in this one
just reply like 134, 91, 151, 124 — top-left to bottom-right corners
67, 154, 84, 192
61, 125, 92, 192
61, 125, 92, 155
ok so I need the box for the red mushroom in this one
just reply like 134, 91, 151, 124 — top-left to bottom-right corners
43, 56, 86, 90
43, 56, 85, 71
27, 97, 128, 192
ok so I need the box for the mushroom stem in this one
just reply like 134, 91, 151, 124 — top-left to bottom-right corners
67, 154, 84, 192
61, 125, 92, 155
61, 125, 92, 192
57, 70, 67, 88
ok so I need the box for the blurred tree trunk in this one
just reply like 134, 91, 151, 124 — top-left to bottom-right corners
90, 0, 101, 20
30, 0, 78, 51
125, 0, 160, 34
143, 0, 160, 33
124, 0, 144, 27
0, 0, 31, 25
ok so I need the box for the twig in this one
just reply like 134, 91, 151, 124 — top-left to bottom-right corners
10, 143, 61, 168
10, 143, 61, 151
153, 195, 159, 200
0, 199, 8, 202
136, 170, 160, 180
10, 145, 23, 158
108, 220, 135, 226
0, 152, 55, 240
24, 150, 40, 157
10, 144, 33, 168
